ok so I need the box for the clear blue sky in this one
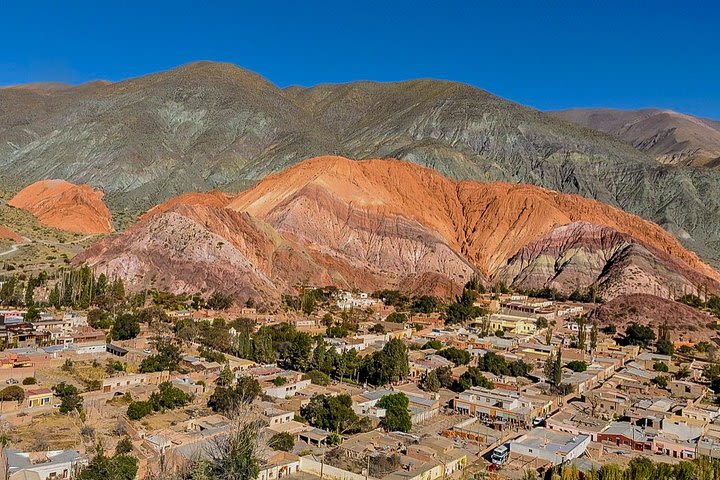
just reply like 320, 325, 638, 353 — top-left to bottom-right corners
2, 0, 718, 119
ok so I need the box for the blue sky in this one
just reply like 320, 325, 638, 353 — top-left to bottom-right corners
1, 0, 718, 118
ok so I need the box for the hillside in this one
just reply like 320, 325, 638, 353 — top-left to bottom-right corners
75, 157, 720, 302
552, 108, 720, 168
2, 62, 720, 266
8, 180, 114, 234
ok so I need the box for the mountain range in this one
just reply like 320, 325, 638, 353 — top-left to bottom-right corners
1, 61, 719, 269
552, 108, 720, 169
71, 156, 720, 302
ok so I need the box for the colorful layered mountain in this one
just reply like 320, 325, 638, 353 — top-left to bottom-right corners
75, 156, 720, 301
2, 62, 720, 268
9, 180, 114, 234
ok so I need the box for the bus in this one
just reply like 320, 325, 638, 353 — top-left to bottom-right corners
491, 444, 509, 466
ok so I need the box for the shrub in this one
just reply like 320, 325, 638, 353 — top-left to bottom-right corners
127, 401, 154, 420
566, 360, 587, 373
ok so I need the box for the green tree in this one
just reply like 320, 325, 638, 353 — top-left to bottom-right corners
139, 339, 182, 373
378, 393, 412, 433
149, 382, 192, 411
590, 320, 598, 351
566, 360, 587, 373
576, 317, 587, 351
625, 323, 656, 347
385, 312, 407, 323
436, 347, 471, 366
208, 376, 261, 414
77, 446, 138, 480
252, 328, 275, 364
419, 370, 441, 392
127, 401, 154, 420
0, 386, 24, 401
422, 339, 443, 350
302, 370, 330, 386
24, 305, 41, 321
652, 376, 668, 388
653, 361, 669, 372
110, 313, 140, 340
53, 382, 83, 414
269, 432, 294, 452
88, 309, 112, 329
300, 394, 367, 434
115, 438, 133, 455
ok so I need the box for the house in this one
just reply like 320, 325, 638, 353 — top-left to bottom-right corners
4, 448, 86, 480
258, 451, 301, 480
453, 387, 540, 428
488, 313, 537, 335
26, 388, 53, 408
669, 380, 709, 400
510, 428, 590, 466
597, 422, 652, 451
546, 403, 609, 442
101, 371, 170, 393
262, 405, 294, 426
262, 376, 311, 399
298, 428, 332, 447
74, 341, 108, 355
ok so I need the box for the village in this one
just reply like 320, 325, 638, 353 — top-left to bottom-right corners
1, 283, 720, 480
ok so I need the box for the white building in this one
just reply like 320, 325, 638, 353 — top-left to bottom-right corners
5, 448, 86, 480
510, 428, 590, 465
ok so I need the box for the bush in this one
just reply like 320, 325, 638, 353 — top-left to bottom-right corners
422, 339, 443, 350
22, 377, 37, 385
115, 437, 133, 455
652, 376, 669, 388
653, 361, 669, 372
385, 312, 408, 323
566, 361, 587, 373
127, 401, 154, 420
110, 313, 140, 340
326, 326, 349, 338
0, 385, 24, 401
437, 347, 471, 366
269, 432, 294, 452
302, 370, 330, 386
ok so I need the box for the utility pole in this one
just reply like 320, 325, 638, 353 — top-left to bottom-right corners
319, 448, 325, 480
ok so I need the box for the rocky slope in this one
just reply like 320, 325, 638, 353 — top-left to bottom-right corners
0, 226, 22, 242
552, 108, 720, 168
588, 294, 712, 339
498, 222, 718, 299
8, 180, 114, 234
2, 62, 720, 267
76, 157, 720, 301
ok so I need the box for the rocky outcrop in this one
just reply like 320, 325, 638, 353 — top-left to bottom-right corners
8, 180, 113, 234
3, 62, 720, 268
76, 157, 720, 301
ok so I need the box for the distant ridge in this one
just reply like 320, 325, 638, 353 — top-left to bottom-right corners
552, 108, 720, 168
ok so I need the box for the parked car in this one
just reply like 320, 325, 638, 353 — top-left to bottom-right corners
5, 378, 18, 385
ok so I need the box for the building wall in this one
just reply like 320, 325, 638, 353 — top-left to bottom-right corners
299, 457, 378, 480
